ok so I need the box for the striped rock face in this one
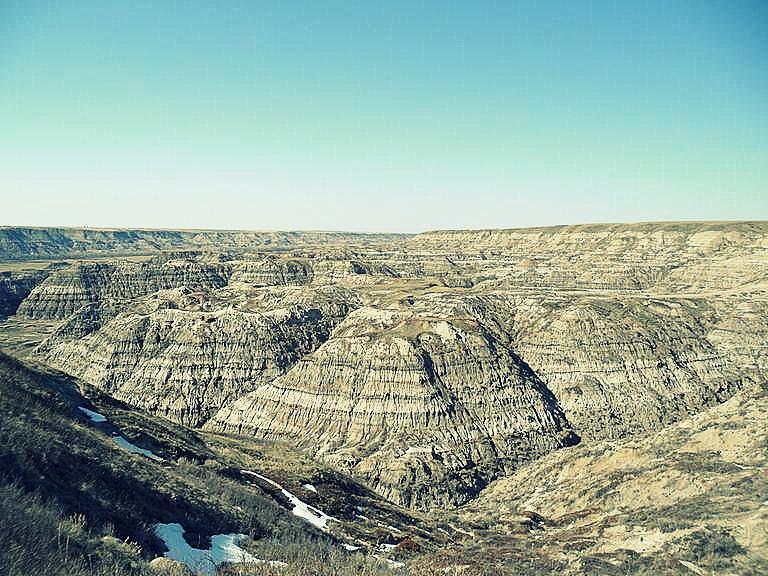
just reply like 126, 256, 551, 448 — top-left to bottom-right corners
206, 302, 578, 509
38, 285, 360, 427
11, 221, 768, 510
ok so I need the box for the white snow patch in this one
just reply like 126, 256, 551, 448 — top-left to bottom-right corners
241, 470, 335, 531
302, 483, 317, 493
373, 554, 405, 568
342, 543, 361, 551
379, 543, 398, 551
153, 522, 277, 575
112, 435, 162, 461
78, 406, 107, 423
77, 406, 162, 462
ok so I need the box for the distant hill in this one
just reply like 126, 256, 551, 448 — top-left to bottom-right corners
0, 226, 409, 261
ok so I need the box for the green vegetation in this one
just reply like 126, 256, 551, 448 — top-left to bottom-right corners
681, 526, 745, 570
2, 348, 765, 575
0, 351, 437, 574
0, 480, 144, 576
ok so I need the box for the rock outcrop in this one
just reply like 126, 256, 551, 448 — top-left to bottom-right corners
207, 298, 579, 509
0, 226, 408, 261
492, 294, 750, 440
409, 221, 768, 291
17, 258, 231, 320
0, 269, 49, 316
39, 285, 360, 426
458, 382, 768, 574
18, 254, 416, 320
7, 221, 767, 511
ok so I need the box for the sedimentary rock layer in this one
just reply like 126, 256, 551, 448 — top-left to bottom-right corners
0, 226, 408, 261
410, 221, 768, 291
17, 258, 231, 319
0, 269, 49, 316
18, 254, 419, 320
40, 285, 360, 426
207, 301, 579, 509
9, 221, 767, 511
494, 294, 753, 440
461, 383, 768, 567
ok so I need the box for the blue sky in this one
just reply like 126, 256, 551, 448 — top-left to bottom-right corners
1, 1, 766, 231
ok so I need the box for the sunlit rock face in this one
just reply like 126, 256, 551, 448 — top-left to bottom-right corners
38, 285, 360, 426
207, 300, 578, 509
497, 294, 751, 440
409, 221, 768, 291
0, 227, 409, 260
17, 258, 232, 320
12, 221, 768, 510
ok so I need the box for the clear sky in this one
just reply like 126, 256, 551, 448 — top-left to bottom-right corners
1, 1, 766, 232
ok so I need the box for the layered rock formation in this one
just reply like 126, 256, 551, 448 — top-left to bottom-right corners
0, 269, 49, 316
207, 301, 578, 508
410, 221, 768, 291
0, 226, 407, 260
205, 284, 766, 506
6, 221, 766, 511
17, 257, 231, 319
18, 254, 412, 320
458, 382, 768, 574
495, 294, 748, 440
39, 285, 360, 425
228, 257, 314, 286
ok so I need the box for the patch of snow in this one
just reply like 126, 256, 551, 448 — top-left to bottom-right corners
386, 524, 402, 533
355, 514, 370, 521
241, 470, 335, 531
379, 543, 398, 551
679, 559, 706, 576
154, 522, 273, 575
447, 522, 474, 537
302, 483, 317, 493
342, 543, 361, 551
112, 435, 162, 461
373, 554, 405, 568
78, 406, 107, 423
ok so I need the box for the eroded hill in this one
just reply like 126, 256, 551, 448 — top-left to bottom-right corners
1, 221, 766, 574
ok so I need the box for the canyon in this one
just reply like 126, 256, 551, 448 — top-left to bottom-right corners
1, 221, 766, 575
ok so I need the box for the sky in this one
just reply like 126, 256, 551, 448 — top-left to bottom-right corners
1, 1, 766, 232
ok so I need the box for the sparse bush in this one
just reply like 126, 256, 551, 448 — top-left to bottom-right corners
685, 527, 744, 560
0, 480, 144, 576
396, 537, 421, 553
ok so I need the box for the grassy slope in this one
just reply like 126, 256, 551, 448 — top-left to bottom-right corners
3, 345, 765, 575
446, 382, 768, 575
0, 351, 439, 575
